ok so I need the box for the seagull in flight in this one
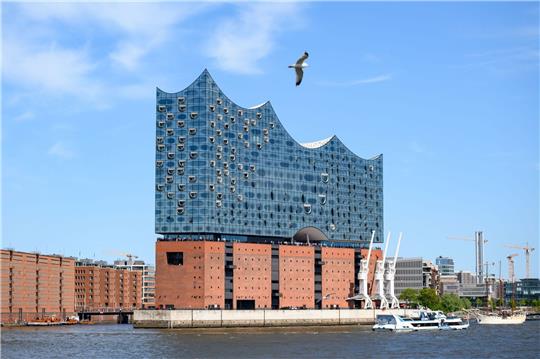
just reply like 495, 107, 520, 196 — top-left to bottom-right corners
288, 51, 309, 86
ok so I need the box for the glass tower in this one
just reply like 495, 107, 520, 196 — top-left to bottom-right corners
155, 70, 383, 247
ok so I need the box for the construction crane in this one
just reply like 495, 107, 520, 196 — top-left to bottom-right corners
506, 254, 519, 283
448, 231, 488, 284
504, 243, 535, 279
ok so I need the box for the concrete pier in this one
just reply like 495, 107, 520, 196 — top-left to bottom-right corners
133, 309, 413, 328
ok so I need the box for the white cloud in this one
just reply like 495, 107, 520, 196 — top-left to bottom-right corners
2, 3, 211, 105
205, 3, 302, 74
317, 74, 392, 87
13, 111, 35, 123
48, 142, 75, 159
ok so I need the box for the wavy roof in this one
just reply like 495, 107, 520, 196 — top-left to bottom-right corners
157, 69, 382, 161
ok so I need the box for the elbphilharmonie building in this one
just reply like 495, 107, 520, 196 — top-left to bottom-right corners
154, 70, 384, 309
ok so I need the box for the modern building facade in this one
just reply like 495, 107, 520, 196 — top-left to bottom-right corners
154, 71, 384, 309
0, 249, 76, 324
435, 256, 454, 276
394, 257, 424, 297
505, 278, 540, 303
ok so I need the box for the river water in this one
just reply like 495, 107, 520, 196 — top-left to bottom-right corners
2, 321, 539, 358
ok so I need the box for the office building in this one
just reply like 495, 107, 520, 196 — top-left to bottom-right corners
114, 258, 155, 309
435, 256, 454, 276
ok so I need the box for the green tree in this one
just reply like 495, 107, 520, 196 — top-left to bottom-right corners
475, 298, 483, 308
510, 299, 516, 310
440, 294, 464, 313
488, 298, 497, 311
418, 288, 440, 310
518, 299, 527, 307
461, 297, 472, 309
399, 288, 419, 308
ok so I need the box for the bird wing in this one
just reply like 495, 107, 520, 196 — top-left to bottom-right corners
295, 51, 309, 66
295, 68, 304, 86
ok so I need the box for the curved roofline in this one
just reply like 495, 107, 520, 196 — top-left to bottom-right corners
158, 69, 382, 161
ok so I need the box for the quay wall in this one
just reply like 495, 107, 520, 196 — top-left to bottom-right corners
133, 309, 413, 328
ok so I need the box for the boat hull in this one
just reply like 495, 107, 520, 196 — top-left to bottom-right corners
476, 313, 526, 325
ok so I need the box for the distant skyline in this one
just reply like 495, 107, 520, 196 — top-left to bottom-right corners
2, 2, 538, 279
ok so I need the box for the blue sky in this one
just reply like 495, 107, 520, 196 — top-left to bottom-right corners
2, 2, 538, 279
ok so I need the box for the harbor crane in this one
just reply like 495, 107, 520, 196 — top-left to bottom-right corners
372, 232, 391, 309
506, 254, 519, 283
447, 231, 488, 284
348, 231, 375, 309
504, 243, 535, 279
385, 232, 403, 309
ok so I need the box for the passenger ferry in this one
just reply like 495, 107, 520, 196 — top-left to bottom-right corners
407, 310, 469, 330
372, 314, 416, 332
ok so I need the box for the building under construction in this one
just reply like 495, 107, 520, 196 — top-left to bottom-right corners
154, 71, 385, 309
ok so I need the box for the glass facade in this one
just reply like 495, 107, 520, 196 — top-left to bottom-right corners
155, 70, 383, 246
436, 256, 455, 276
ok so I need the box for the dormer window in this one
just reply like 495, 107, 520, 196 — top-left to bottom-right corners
244, 141, 250, 148
216, 129, 222, 136
223, 139, 229, 145
217, 114, 223, 121
249, 164, 256, 172
216, 200, 222, 208
177, 168, 184, 175
177, 96, 185, 104
224, 123, 229, 130
319, 194, 327, 205
210, 160, 216, 167
264, 136, 269, 143
177, 200, 185, 207
217, 176, 223, 184
244, 119, 250, 126
209, 105, 215, 112
231, 178, 237, 185
189, 128, 197, 135
223, 169, 229, 176
230, 154, 236, 161
178, 105, 186, 112
270, 122, 275, 129
223, 162, 229, 169
243, 172, 249, 179
167, 152, 175, 159
256, 113, 262, 119
177, 144, 185, 151
209, 136, 215, 143
237, 194, 243, 202
178, 160, 186, 167
166, 113, 174, 121
263, 128, 269, 135
190, 152, 198, 159
158, 105, 166, 112
217, 193, 223, 200
178, 136, 186, 144
243, 125, 249, 132
238, 133, 243, 139
189, 192, 197, 199
157, 121, 165, 128
166, 128, 174, 136
157, 144, 165, 151
216, 153, 222, 160
190, 112, 198, 119
209, 184, 215, 192
178, 184, 185, 191
237, 164, 243, 170
216, 98, 223, 105
167, 168, 175, 175
256, 143, 262, 150
303, 204, 312, 214
166, 176, 173, 183
230, 116, 236, 123
217, 145, 222, 153
210, 121, 216, 128
167, 192, 174, 199
251, 119, 256, 126
237, 110, 243, 117
231, 147, 236, 154
230, 186, 236, 193
216, 169, 222, 176
177, 120, 185, 128
156, 184, 164, 191
156, 160, 164, 167
223, 108, 229, 114
157, 137, 164, 144
188, 175, 196, 183
177, 208, 185, 215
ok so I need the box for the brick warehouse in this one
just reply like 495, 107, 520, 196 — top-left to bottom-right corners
154, 71, 384, 309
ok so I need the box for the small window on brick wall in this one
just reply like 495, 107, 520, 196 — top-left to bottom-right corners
167, 252, 184, 265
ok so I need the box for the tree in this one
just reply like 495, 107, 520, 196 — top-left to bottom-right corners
518, 299, 527, 307
475, 298, 483, 308
440, 294, 464, 313
418, 288, 440, 310
399, 288, 419, 308
461, 298, 472, 309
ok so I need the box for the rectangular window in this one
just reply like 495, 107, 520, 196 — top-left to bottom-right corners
166, 252, 184, 265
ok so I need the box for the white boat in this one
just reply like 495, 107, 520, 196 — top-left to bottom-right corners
408, 310, 469, 330
476, 312, 526, 325
372, 314, 416, 332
